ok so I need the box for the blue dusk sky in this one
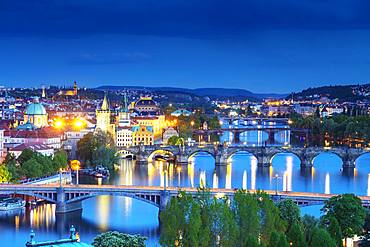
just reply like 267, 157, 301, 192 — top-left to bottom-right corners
1, 0, 370, 93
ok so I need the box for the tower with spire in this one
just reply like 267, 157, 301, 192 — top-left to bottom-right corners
118, 91, 130, 127
96, 93, 114, 135
73, 81, 78, 96
41, 86, 46, 98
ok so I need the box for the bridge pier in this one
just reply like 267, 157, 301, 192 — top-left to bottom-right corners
176, 154, 189, 165
55, 187, 82, 214
300, 159, 313, 168
135, 154, 148, 165
257, 156, 270, 167
215, 153, 228, 166
343, 159, 355, 168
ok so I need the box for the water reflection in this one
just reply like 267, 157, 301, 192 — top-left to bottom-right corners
1, 152, 370, 247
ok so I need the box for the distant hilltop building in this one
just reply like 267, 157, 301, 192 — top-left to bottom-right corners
57, 81, 78, 96
23, 98, 48, 128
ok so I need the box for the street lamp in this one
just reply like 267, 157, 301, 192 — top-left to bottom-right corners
70, 160, 81, 186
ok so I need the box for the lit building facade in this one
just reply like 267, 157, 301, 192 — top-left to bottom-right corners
116, 93, 133, 147
131, 96, 166, 138
132, 125, 154, 145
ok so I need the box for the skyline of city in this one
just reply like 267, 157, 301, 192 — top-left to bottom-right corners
1, 1, 370, 246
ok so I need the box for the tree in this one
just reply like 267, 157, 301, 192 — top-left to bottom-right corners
167, 135, 180, 145
359, 211, 370, 247
309, 228, 336, 247
278, 199, 301, 231
209, 197, 238, 247
92, 231, 146, 247
269, 231, 281, 247
3, 153, 23, 181
287, 223, 307, 247
52, 150, 68, 170
0, 165, 11, 183
22, 158, 43, 178
77, 130, 118, 169
276, 234, 290, 247
326, 217, 343, 247
17, 148, 35, 164
233, 190, 260, 246
77, 132, 95, 166
258, 192, 287, 244
196, 188, 212, 247
184, 201, 202, 247
321, 194, 366, 240
302, 215, 319, 244
160, 196, 185, 247
92, 145, 119, 170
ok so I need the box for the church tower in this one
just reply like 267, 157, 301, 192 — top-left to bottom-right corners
73, 81, 78, 96
96, 93, 114, 135
118, 92, 130, 127
41, 86, 46, 98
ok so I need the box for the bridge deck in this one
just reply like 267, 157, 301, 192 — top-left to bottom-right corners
1, 184, 370, 203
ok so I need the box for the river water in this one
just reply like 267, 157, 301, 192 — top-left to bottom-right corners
0, 130, 369, 246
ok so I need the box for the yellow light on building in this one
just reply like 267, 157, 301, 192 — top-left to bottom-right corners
54, 119, 64, 129
74, 118, 84, 128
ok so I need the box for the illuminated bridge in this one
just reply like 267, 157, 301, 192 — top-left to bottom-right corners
1, 184, 370, 214
120, 144, 369, 168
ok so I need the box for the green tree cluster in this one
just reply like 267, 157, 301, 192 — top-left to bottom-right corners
290, 113, 370, 146
77, 130, 119, 170
160, 190, 366, 247
1, 149, 68, 181
92, 231, 146, 247
161, 190, 286, 247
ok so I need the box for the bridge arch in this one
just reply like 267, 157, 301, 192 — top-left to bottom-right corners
268, 152, 303, 167
311, 151, 344, 167
188, 150, 215, 163
354, 152, 370, 167
65, 193, 161, 208
147, 149, 175, 163
226, 150, 258, 163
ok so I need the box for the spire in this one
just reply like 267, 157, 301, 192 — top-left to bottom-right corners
101, 93, 109, 111
122, 91, 128, 112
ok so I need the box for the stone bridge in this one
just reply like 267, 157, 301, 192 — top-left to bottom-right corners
120, 144, 369, 168
2, 184, 370, 214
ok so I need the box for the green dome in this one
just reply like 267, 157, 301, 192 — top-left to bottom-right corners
25, 103, 47, 115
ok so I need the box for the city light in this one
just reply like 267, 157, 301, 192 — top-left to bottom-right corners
54, 119, 64, 129
73, 118, 85, 129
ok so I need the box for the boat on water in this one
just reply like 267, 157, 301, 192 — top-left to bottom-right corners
0, 198, 26, 211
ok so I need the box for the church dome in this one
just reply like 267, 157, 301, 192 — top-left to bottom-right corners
25, 103, 47, 115
135, 97, 157, 107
